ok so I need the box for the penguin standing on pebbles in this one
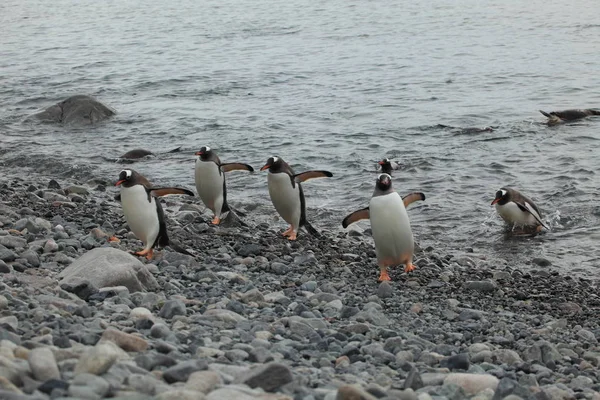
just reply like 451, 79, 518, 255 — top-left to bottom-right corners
260, 156, 332, 240
115, 169, 194, 260
342, 173, 425, 281
491, 187, 549, 232
194, 146, 254, 225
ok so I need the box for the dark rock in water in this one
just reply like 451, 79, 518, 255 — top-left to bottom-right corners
48, 179, 61, 189
532, 257, 552, 267
28, 95, 115, 125
241, 362, 293, 392
58, 247, 158, 292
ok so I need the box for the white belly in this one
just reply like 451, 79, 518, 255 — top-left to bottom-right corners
496, 203, 537, 227
268, 172, 301, 229
120, 185, 160, 249
369, 192, 414, 265
195, 160, 225, 216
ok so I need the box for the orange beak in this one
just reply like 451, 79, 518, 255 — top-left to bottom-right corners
378, 161, 385, 165
491, 198, 500, 205
260, 164, 271, 171
195, 151, 203, 156
115, 180, 125, 186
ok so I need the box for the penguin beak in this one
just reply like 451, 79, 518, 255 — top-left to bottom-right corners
491, 198, 500, 205
260, 163, 271, 171
195, 151, 204, 156
378, 161, 385, 165
115, 180, 125, 186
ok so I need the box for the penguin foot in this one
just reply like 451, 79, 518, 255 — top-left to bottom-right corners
108, 236, 120, 243
287, 232, 297, 241
144, 250, 154, 260
134, 249, 150, 256
404, 264, 416, 273
211, 217, 221, 225
282, 226, 294, 237
378, 270, 391, 281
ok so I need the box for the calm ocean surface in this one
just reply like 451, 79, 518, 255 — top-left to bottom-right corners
1, 0, 600, 273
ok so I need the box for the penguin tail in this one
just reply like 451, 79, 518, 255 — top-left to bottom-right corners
303, 221, 321, 237
166, 146, 182, 154
158, 233, 169, 248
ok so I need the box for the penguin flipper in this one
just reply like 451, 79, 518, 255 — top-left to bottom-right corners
342, 207, 370, 228
539, 110, 553, 118
221, 163, 254, 173
516, 201, 549, 230
166, 146, 182, 153
294, 170, 333, 183
402, 192, 426, 208
149, 187, 195, 197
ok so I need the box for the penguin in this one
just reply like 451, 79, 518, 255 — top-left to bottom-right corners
194, 146, 254, 224
117, 147, 182, 163
260, 156, 332, 240
539, 109, 600, 126
377, 158, 400, 175
342, 173, 425, 281
491, 187, 549, 231
115, 169, 194, 260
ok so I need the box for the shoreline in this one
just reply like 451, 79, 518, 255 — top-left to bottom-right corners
0, 176, 599, 399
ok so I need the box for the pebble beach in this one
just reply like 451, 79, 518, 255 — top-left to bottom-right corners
0, 176, 598, 400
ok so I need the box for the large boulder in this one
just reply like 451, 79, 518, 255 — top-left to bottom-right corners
58, 247, 158, 293
29, 95, 115, 125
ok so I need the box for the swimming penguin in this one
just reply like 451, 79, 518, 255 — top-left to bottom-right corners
194, 146, 254, 224
260, 156, 332, 240
539, 109, 600, 126
342, 174, 425, 281
491, 187, 549, 232
117, 147, 182, 163
115, 169, 194, 260
377, 158, 400, 175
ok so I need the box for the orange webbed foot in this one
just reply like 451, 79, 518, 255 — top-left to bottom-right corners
404, 264, 416, 273
144, 249, 154, 260
211, 216, 221, 225
287, 232, 297, 241
135, 249, 150, 256
282, 226, 294, 237
378, 270, 391, 281
108, 236, 120, 243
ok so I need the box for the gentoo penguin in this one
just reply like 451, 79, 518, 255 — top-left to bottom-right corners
491, 187, 549, 231
119, 147, 181, 161
539, 109, 600, 126
194, 146, 254, 224
377, 158, 400, 175
260, 156, 332, 240
342, 174, 425, 281
115, 169, 194, 260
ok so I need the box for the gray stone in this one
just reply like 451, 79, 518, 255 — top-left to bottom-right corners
240, 362, 293, 392
20, 250, 40, 267
58, 247, 158, 292
492, 349, 522, 365
465, 280, 497, 292
458, 309, 482, 321
199, 309, 247, 328
74, 341, 121, 375
443, 373, 499, 396
336, 385, 379, 400
576, 329, 597, 344
185, 370, 223, 394
43, 239, 59, 253
126, 373, 164, 395
0, 236, 26, 249
289, 320, 316, 337
69, 373, 110, 398
28, 347, 60, 381
569, 375, 593, 390
532, 257, 551, 267
163, 359, 208, 383
443, 353, 470, 370
159, 300, 186, 319
376, 281, 393, 298
241, 288, 264, 303
404, 367, 423, 390
207, 388, 256, 400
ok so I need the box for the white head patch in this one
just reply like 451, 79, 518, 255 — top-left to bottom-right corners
204, 146, 211, 152
272, 156, 279, 163
501, 189, 507, 197
121, 170, 132, 179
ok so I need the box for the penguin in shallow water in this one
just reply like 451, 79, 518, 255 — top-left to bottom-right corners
539, 109, 600, 126
342, 173, 425, 281
260, 156, 332, 240
115, 169, 194, 260
491, 187, 549, 232
377, 158, 400, 175
194, 146, 254, 224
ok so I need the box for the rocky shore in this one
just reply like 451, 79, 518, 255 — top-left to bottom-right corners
0, 176, 598, 400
